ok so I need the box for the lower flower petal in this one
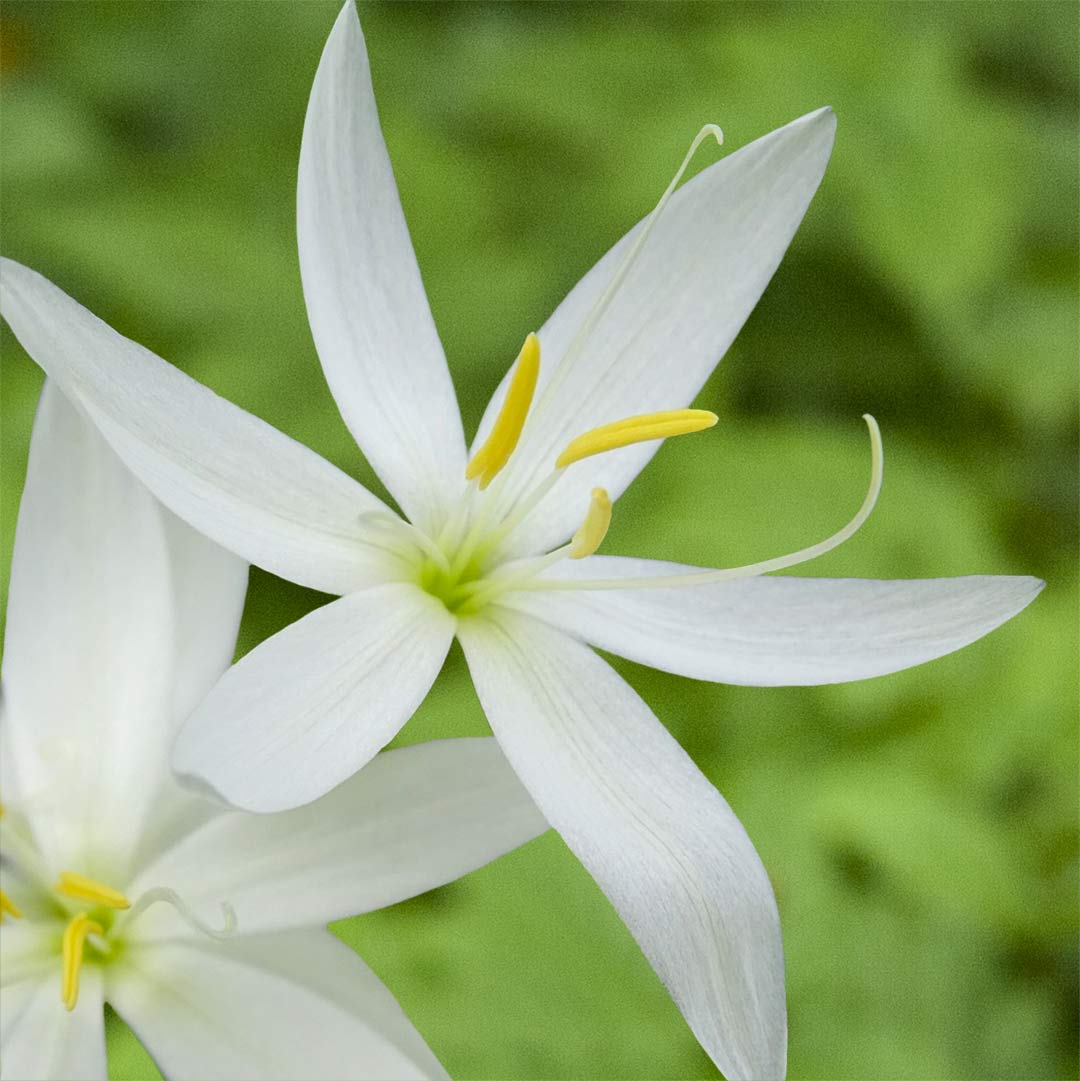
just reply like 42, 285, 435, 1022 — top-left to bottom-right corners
509, 556, 1044, 685
3, 380, 175, 875
172, 583, 455, 812
163, 508, 248, 728
128, 505, 249, 872
458, 608, 786, 1081
126, 738, 547, 937
0, 966, 106, 1081
108, 930, 446, 1081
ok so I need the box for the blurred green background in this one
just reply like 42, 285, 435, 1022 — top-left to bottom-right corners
1, 2, 1076, 1079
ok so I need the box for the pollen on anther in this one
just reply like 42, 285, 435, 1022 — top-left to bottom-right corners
61, 913, 104, 1011
569, 488, 612, 559
56, 871, 130, 910
466, 332, 541, 489
556, 409, 717, 469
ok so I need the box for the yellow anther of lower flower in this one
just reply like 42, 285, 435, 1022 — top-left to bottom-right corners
556, 409, 718, 469
56, 871, 130, 910
0, 889, 23, 921
466, 332, 540, 489
569, 488, 612, 559
61, 912, 104, 1011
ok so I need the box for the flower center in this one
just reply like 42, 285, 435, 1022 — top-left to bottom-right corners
406, 330, 715, 616
416, 545, 491, 613
57, 874, 132, 1010
1, 813, 235, 1013
0, 869, 135, 1012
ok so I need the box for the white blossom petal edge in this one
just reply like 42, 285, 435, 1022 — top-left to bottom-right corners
0, 3, 1043, 1077
0, 381, 547, 1081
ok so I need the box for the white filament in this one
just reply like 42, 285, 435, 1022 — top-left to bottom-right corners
521, 415, 884, 593
125, 887, 237, 941
531, 125, 725, 421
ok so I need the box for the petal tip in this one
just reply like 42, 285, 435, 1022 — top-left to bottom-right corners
807, 104, 837, 137
1021, 575, 1048, 602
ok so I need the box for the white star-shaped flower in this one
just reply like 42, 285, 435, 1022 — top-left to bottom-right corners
0, 380, 546, 1081
0, 4, 1042, 1077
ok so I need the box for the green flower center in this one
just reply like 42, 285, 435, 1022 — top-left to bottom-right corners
416, 546, 496, 615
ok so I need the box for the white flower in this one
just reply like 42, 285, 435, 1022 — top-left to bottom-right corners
0, 380, 548, 1081
0, 4, 1043, 1077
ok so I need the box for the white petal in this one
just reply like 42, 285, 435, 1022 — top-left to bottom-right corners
0, 967, 106, 1081
458, 609, 786, 1081
476, 109, 836, 555
172, 583, 455, 812
507, 556, 1046, 685
1, 381, 175, 874
127, 738, 547, 938
162, 509, 248, 725
108, 930, 447, 1080
0, 258, 398, 596
129, 508, 250, 871
298, 2, 465, 531
0, 920, 55, 989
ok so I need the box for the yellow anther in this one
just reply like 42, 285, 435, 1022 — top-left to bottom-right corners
0, 888, 23, 921
61, 913, 104, 1011
56, 871, 130, 910
569, 488, 612, 559
556, 409, 718, 469
466, 332, 541, 489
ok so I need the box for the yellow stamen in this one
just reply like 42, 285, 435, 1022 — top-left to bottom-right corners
466, 332, 541, 489
0, 888, 23, 921
569, 488, 612, 559
61, 913, 103, 1011
556, 409, 718, 469
55, 871, 130, 910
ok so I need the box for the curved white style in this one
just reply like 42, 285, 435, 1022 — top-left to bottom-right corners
0, 4, 1043, 1077
0, 381, 547, 1081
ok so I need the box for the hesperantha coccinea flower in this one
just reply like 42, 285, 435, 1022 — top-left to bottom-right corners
0, 3, 1044, 1077
0, 380, 548, 1081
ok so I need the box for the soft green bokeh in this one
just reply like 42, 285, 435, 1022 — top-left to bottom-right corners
1, 2, 1076, 1079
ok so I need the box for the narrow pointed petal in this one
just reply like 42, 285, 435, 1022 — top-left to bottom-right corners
163, 508, 248, 725
458, 609, 786, 1081
299, 2, 466, 530
172, 583, 455, 813
130, 508, 250, 870
2, 381, 174, 874
128, 738, 547, 937
475, 108, 837, 555
0, 258, 398, 596
508, 556, 1045, 685
0, 967, 106, 1081
109, 930, 447, 1080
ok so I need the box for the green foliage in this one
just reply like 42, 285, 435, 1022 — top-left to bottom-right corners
1, 2, 1075, 1079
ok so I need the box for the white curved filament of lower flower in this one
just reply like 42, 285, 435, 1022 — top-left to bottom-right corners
0, 832, 237, 1013
120, 886, 237, 941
